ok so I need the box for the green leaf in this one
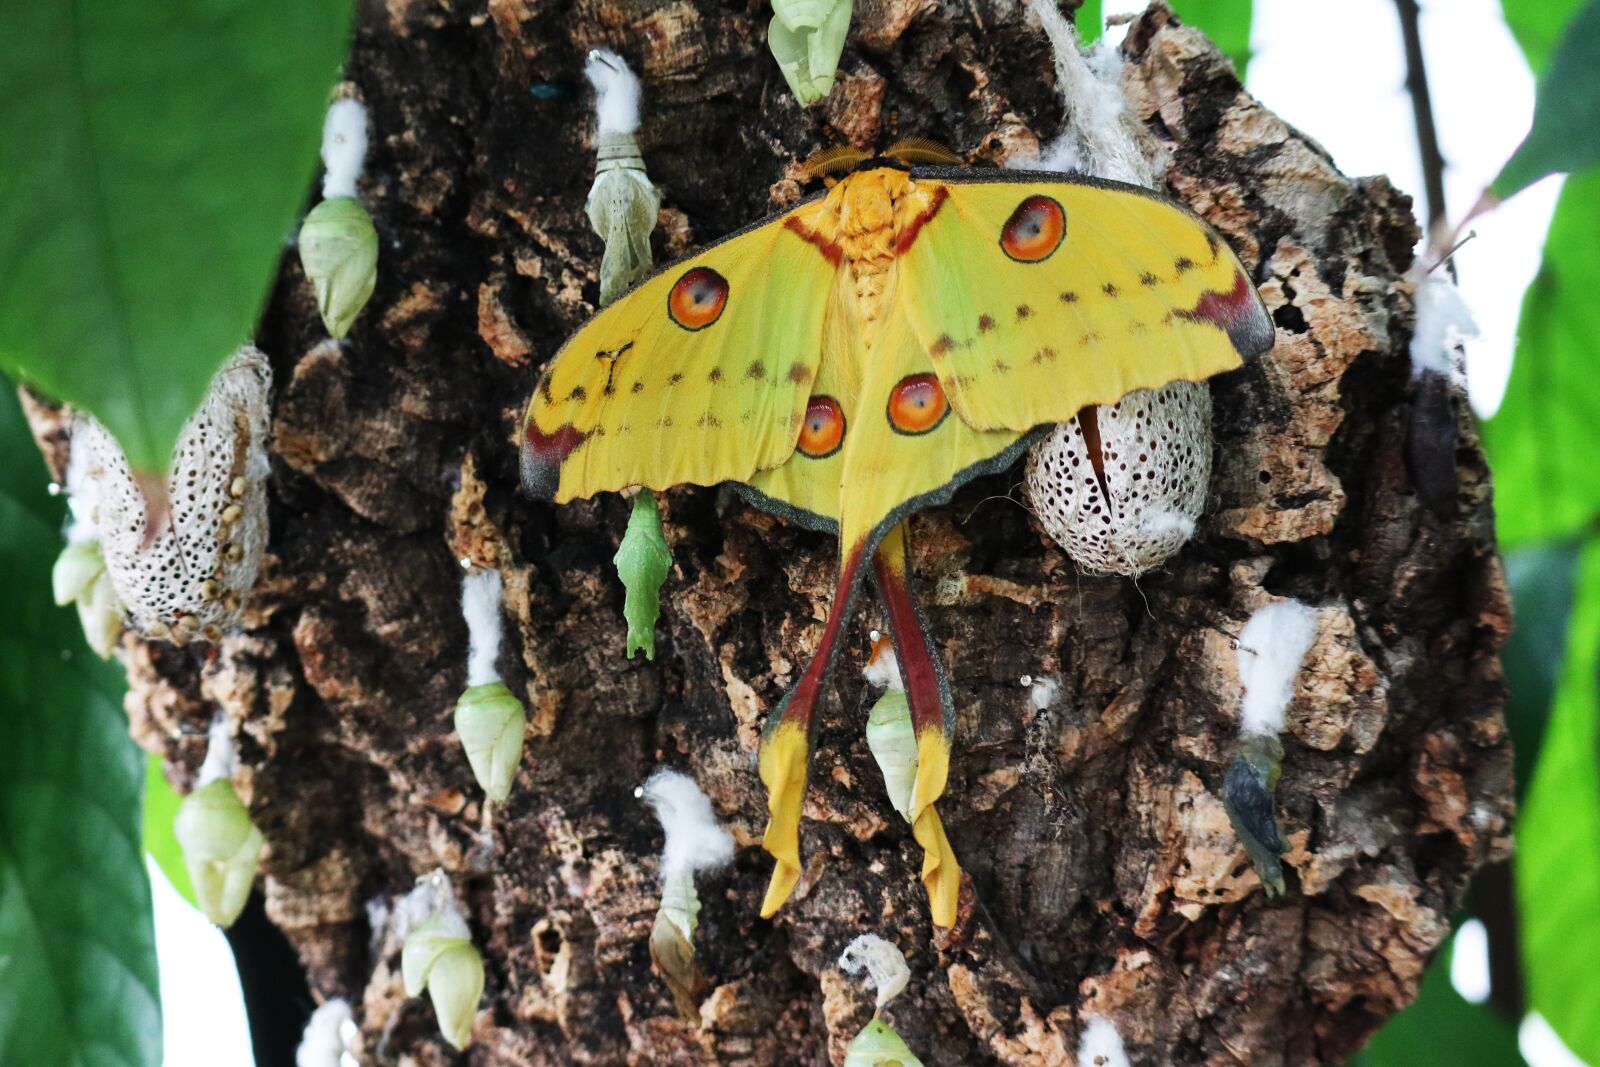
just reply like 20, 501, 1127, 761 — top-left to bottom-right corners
0, 381, 160, 1066
1481, 172, 1600, 547
1171, 0, 1254, 79
1502, 543, 1581, 797
0, 0, 355, 472
143, 754, 196, 909
1493, 0, 1600, 199
1077, 0, 1103, 44
1347, 935, 1525, 1066
1502, 0, 1589, 73
1517, 538, 1600, 1063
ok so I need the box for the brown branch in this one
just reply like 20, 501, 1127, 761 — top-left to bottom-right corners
1395, 0, 1450, 232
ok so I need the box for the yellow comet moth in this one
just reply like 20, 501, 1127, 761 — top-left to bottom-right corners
522, 161, 1273, 926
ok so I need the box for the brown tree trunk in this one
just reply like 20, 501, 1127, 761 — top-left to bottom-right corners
59, 1, 1516, 1064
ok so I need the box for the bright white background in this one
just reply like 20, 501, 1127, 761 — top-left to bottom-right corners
156, 2, 1578, 1063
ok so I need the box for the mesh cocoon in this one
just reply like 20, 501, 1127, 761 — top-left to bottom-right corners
73, 346, 273, 641
1024, 380, 1212, 576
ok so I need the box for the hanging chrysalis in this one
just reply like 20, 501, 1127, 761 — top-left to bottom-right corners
1019, 12, 1220, 576
838, 935, 924, 1067
173, 713, 264, 927
584, 50, 661, 307
1405, 268, 1474, 514
614, 493, 671, 660
454, 568, 527, 803
400, 871, 485, 1050
299, 97, 379, 340
769, 0, 853, 105
1222, 599, 1319, 897
55, 422, 124, 657
862, 632, 917, 822
71, 346, 272, 644
639, 768, 734, 1023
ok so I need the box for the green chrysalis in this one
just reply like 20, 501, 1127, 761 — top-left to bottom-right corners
769, 0, 853, 105
844, 1018, 925, 1067
454, 681, 528, 803
173, 779, 264, 927
865, 688, 918, 822
298, 196, 379, 340
1222, 732, 1287, 897
403, 911, 485, 1050
614, 492, 671, 660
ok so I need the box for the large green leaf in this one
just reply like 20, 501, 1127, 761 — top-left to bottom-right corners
0, 0, 355, 472
0, 383, 159, 1066
1516, 539, 1600, 1063
1493, 0, 1600, 198
1481, 172, 1600, 548
1345, 936, 1525, 1066
1502, 0, 1589, 74
1077, 0, 1102, 43
1502, 542, 1581, 795
143, 754, 195, 909
1172, 0, 1253, 79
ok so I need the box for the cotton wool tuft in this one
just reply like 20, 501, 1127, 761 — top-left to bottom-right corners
296, 998, 358, 1067
839, 934, 910, 1010
1076, 1016, 1131, 1067
1237, 599, 1320, 736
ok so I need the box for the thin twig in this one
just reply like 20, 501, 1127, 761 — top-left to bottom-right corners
1395, 0, 1449, 233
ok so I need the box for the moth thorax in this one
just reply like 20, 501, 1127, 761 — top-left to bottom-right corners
1024, 380, 1212, 577
78, 346, 273, 643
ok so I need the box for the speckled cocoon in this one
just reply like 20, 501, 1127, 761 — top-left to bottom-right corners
73, 346, 272, 642
1024, 380, 1212, 575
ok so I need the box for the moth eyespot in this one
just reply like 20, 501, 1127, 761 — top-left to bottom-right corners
887, 373, 949, 435
1000, 195, 1066, 263
667, 266, 729, 330
797, 396, 845, 458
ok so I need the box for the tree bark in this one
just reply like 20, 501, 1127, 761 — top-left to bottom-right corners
39, 1, 1515, 1064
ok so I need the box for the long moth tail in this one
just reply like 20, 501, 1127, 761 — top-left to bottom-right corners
758, 541, 873, 917
870, 521, 961, 927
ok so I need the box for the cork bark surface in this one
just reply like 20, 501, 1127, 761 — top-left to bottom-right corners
32, 1, 1515, 1064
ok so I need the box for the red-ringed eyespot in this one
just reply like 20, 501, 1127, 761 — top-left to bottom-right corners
887, 373, 949, 435
1000, 196, 1066, 263
797, 396, 845, 458
667, 267, 729, 330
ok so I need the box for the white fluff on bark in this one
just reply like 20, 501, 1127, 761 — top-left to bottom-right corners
1139, 509, 1197, 542
296, 998, 358, 1067
321, 98, 369, 200
1409, 270, 1478, 379
839, 934, 910, 1011
397, 869, 468, 939
641, 768, 734, 881
863, 631, 903, 690
1237, 599, 1320, 736
1017, 2, 1153, 186
1029, 675, 1062, 711
461, 568, 505, 687
1076, 1016, 1130, 1067
196, 711, 238, 787
586, 49, 642, 137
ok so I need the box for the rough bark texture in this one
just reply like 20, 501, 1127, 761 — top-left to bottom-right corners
34, 2, 1516, 1064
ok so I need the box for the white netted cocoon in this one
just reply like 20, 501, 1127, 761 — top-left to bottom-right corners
1024, 380, 1211, 576
73, 346, 273, 643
